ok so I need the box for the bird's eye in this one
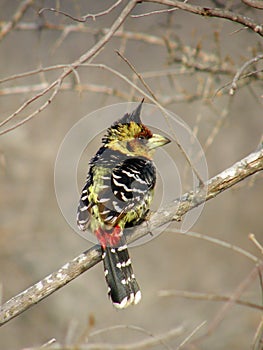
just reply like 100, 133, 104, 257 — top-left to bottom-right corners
137, 136, 147, 145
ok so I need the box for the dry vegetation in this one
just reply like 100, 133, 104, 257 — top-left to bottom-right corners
0, 1, 263, 349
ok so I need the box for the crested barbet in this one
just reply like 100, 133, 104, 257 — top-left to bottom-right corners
77, 100, 170, 308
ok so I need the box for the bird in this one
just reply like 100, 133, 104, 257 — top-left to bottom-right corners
77, 100, 170, 308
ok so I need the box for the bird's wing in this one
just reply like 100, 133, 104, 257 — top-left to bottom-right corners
97, 157, 156, 227
77, 174, 92, 231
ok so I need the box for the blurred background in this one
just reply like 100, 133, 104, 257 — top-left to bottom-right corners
0, 1, 263, 349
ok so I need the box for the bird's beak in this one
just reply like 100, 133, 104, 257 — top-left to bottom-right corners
148, 133, 171, 150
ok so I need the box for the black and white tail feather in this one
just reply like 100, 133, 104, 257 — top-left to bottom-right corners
102, 236, 141, 308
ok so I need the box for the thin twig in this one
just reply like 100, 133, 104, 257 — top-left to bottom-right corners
214, 68, 263, 98
39, 0, 123, 22
229, 54, 263, 95
0, 148, 262, 326
176, 230, 258, 262
0, 64, 68, 84
159, 289, 263, 311
249, 233, 263, 255
40, 338, 57, 348
131, 6, 179, 18
176, 321, 206, 350
115, 50, 158, 101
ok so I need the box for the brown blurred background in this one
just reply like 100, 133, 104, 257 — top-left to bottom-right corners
0, 1, 263, 349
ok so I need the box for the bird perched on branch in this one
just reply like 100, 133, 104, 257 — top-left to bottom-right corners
77, 100, 170, 308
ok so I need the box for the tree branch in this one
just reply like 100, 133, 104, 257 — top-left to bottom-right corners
0, 147, 262, 326
143, 0, 263, 37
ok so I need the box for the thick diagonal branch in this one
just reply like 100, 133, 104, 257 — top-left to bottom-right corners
0, 148, 262, 326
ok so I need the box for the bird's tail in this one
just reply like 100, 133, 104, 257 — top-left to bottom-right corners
102, 245, 141, 308
102, 242, 141, 309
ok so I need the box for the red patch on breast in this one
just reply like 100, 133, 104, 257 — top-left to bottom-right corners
95, 226, 122, 249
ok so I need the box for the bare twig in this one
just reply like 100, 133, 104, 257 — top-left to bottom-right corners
159, 289, 263, 311
116, 50, 158, 101
40, 338, 57, 348
0, 148, 262, 326
0, 64, 68, 84
229, 54, 263, 95
176, 321, 206, 350
131, 6, 179, 18
214, 68, 263, 98
39, 0, 123, 22
249, 233, 263, 255
176, 230, 258, 262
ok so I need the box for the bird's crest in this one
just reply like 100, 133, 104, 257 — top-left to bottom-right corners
103, 99, 146, 144
114, 99, 144, 126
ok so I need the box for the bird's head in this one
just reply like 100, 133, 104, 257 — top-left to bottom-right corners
103, 100, 170, 158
